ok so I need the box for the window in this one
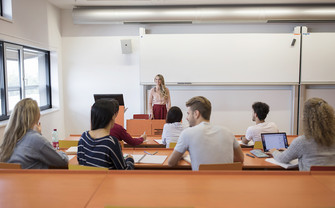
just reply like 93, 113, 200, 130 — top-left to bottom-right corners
0, 0, 12, 19
0, 42, 51, 121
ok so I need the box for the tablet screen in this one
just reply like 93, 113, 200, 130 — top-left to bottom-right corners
261, 133, 288, 152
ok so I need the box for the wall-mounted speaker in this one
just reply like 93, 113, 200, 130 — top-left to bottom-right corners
121, 39, 132, 54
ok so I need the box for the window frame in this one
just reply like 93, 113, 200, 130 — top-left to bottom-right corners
0, 41, 52, 121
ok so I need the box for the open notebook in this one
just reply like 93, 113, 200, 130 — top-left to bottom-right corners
124, 154, 167, 164
265, 158, 298, 169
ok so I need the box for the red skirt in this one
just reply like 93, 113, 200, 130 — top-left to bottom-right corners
153, 104, 167, 120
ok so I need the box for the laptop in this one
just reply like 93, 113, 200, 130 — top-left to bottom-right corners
261, 132, 289, 152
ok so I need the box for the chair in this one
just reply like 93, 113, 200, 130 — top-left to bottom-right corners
199, 162, 243, 171
169, 142, 177, 148
310, 166, 335, 171
253, 141, 263, 150
59, 140, 79, 148
0, 162, 22, 169
133, 114, 149, 119
68, 164, 108, 171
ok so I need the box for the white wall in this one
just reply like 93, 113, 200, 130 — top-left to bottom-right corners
61, 9, 335, 136
0, 0, 65, 143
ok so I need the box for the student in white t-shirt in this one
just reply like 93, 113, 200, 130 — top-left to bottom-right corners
162, 106, 185, 148
242, 102, 279, 144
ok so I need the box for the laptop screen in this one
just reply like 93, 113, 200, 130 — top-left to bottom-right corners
261, 132, 289, 152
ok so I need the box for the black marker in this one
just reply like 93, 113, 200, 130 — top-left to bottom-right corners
246, 154, 255, 158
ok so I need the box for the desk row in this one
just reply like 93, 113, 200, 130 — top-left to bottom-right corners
67, 148, 297, 170
61, 135, 298, 148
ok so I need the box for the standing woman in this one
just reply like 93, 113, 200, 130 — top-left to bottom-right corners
148, 74, 171, 119
270, 97, 335, 171
0, 98, 68, 169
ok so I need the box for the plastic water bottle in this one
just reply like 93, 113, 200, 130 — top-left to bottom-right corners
52, 129, 59, 150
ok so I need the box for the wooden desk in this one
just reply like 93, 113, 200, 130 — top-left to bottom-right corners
127, 119, 165, 136
236, 135, 299, 148
1, 170, 334, 207
61, 135, 165, 148
68, 148, 291, 170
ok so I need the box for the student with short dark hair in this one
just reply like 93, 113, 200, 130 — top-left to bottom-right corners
168, 96, 244, 171
162, 106, 185, 148
270, 98, 335, 171
242, 101, 279, 144
77, 99, 134, 169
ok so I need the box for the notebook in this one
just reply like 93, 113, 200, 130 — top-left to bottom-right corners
261, 132, 289, 152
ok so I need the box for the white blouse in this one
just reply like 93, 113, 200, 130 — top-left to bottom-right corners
161, 122, 186, 148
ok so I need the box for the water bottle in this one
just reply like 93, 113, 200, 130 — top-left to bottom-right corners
52, 129, 59, 150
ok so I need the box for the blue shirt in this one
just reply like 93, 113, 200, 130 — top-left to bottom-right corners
77, 131, 134, 169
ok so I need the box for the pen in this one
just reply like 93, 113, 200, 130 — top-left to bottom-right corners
144, 151, 152, 155
246, 153, 255, 158
152, 151, 158, 155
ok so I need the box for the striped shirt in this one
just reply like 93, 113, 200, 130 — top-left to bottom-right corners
77, 131, 134, 170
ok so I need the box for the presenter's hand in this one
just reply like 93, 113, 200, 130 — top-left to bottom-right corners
149, 114, 154, 120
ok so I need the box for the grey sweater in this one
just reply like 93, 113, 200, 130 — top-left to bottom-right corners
7, 130, 68, 169
272, 135, 335, 171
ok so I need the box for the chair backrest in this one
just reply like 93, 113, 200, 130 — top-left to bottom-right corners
133, 114, 149, 119
59, 140, 79, 148
68, 164, 108, 171
310, 166, 335, 171
199, 162, 243, 171
0, 162, 22, 169
169, 142, 177, 148
253, 141, 263, 150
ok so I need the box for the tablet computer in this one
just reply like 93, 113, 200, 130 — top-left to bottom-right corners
261, 132, 289, 152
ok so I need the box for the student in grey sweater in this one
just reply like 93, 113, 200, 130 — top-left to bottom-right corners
0, 98, 68, 169
270, 98, 335, 171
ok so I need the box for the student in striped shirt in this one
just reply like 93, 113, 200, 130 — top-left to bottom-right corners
77, 99, 134, 169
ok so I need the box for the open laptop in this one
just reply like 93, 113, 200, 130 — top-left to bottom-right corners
261, 132, 289, 152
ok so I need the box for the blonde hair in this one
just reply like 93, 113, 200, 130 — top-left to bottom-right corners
302, 97, 335, 146
154, 74, 168, 99
0, 98, 40, 162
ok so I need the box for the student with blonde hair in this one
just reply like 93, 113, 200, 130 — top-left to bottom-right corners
0, 98, 68, 169
148, 74, 171, 119
270, 97, 335, 171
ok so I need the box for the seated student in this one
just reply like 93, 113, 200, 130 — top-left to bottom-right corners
168, 96, 244, 171
0, 98, 68, 169
270, 98, 335, 171
242, 102, 279, 144
77, 99, 134, 169
162, 106, 186, 148
110, 104, 146, 146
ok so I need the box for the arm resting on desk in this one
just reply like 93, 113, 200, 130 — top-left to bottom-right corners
168, 150, 183, 167
241, 136, 249, 145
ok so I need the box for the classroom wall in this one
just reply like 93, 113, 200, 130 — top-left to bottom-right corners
0, 0, 65, 144
61, 8, 335, 136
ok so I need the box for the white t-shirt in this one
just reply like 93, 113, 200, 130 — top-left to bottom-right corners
245, 122, 279, 142
161, 122, 186, 148
174, 122, 239, 171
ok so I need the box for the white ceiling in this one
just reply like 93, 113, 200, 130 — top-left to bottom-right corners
48, 0, 335, 9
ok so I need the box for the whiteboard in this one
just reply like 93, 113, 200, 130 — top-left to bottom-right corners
140, 33, 300, 84
301, 33, 335, 84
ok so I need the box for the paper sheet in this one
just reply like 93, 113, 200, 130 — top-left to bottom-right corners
66, 146, 78, 153
67, 155, 75, 160
238, 140, 255, 146
265, 158, 298, 169
139, 155, 167, 164
154, 139, 163, 144
183, 155, 191, 164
